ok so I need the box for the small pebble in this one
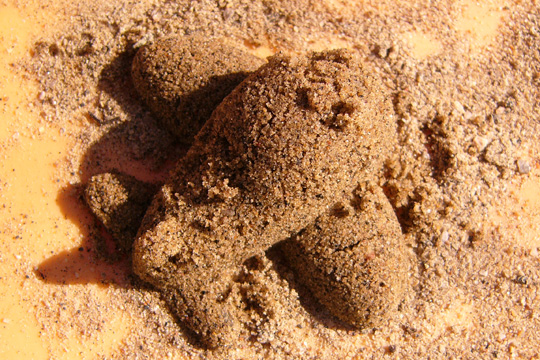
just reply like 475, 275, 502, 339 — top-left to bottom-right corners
464, 111, 474, 120
454, 100, 465, 113
440, 230, 449, 244
473, 136, 489, 151
517, 159, 531, 174
479, 269, 488, 277
385, 344, 397, 354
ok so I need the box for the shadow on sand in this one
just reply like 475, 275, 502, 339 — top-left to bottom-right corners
35, 49, 179, 288
35, 47, 352, 349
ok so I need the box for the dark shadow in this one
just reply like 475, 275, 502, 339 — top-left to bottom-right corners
79, 49, 254, 184
79, 50, 189, 184
381, 182, 414, 234
35, 50, 172, 287
421, 117, 452, 183
35, 243, 132, 287
35, 184, 132, 287
266, 241, 359, 332
35, 48, 258, 349
157, 69, 254, 143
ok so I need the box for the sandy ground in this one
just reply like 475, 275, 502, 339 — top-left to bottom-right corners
1, 0, 540, 359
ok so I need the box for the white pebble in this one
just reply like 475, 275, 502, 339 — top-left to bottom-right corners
479, 270, 488, 277
473, 136, 489, 151
440, 231, 449, 244
454, 101, 465, 113
517, 159, 531, 174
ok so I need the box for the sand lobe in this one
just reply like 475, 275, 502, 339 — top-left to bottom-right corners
131, 35, 265, 143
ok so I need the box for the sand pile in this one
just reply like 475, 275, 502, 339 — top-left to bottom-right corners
86, 39, 409, 348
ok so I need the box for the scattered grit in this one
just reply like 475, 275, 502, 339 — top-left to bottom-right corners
22, 0, 540, 359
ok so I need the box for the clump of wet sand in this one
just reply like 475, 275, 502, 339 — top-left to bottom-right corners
132, 48, 403, 347
86, 42, 408, 348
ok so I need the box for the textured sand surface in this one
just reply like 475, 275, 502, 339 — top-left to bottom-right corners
1, 0, 540, 359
